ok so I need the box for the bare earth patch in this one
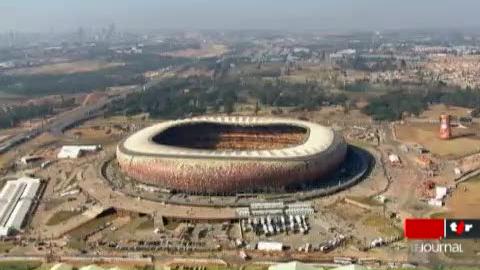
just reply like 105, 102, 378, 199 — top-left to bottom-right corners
417, 104, 472, 120
395, 122, 480, 158
46, 210, 83, 226
162, 44, 228, 58
6, 60, 124, 76
443, 176, 480, 218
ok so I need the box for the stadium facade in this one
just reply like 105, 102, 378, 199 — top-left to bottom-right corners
117, 117, 347, 195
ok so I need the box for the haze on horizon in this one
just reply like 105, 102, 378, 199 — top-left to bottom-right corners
1, 0, 480, 33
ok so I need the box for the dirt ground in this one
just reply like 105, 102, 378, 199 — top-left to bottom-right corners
63, 124, 127, 147
418, 104, 472, 119
6, 60, 124, 76
395, 122, 480, 158
442, 176, 480, 218
279, 64, 336, 83
163, 44, 228, 58
0, 135, 11, 143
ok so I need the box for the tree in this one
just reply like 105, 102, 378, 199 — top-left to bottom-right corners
254, 101, 260, 115
400, 59, 407, 70
224, 99, 235, 115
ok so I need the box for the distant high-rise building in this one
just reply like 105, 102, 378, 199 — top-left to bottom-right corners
8, 31, 15, 47
107, 23, 116, 41
76, 27, 85, 43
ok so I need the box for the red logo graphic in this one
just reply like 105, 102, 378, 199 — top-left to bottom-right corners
450, 220, 473, 236
456, 221, 465, 236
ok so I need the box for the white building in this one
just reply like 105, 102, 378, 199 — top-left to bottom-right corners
57, 145, 102, 159
428, 199, 443, 207
388, 154, 401, 165
0, 177, 41, 236
435, 186, 448, 200
330, 49, 357, 59
20, 155, 42, 165
257, 241, 283, 251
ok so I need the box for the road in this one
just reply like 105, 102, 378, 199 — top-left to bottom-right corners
0, 79, 161, 154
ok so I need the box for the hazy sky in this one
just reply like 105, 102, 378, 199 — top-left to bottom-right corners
1, 0, 480, 32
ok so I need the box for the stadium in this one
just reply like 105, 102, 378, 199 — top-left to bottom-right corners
116, 116, 348, 195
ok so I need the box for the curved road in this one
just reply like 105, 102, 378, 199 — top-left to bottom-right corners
79, 157, 238, 220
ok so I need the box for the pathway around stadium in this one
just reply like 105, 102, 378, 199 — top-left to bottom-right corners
79, 160, 238, 220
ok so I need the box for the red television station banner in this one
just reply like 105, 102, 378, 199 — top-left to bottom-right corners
404, 218, 445, 240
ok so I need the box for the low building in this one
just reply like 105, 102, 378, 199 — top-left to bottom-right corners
435, 186, 448, 200
237, 202, 314, 217
0, 177, 41, 236
428, 198, 443, 207
20, 155, 42, 165
388, 154, 401, 165
57, 145, 102, 159
257, 241, 283, 251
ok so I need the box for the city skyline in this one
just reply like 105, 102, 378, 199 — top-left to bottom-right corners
2, 0, 480, 32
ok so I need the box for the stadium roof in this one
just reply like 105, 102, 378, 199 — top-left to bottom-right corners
121, 116, 336, 160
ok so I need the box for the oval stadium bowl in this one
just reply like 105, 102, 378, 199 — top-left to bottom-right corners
117, 116, 347, 195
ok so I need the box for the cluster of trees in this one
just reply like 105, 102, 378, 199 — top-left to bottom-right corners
107, 76, 349, 119
423, 88, 480, 109
362, 88, 480, 121
340, 56, 401, 72
107, 76, 238, 118
0, 55, 190, 96
362, 91, 426, 121
0, 71, 144, 96
253, 79, 347, 110
344, 81, 370, 92
0, 104, 53, 129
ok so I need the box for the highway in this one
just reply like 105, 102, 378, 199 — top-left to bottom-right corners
0, 79, 160, 154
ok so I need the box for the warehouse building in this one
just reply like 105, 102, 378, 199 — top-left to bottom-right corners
0, 177, 41, 236
57, 145, 102, 159
236, 202, 314, 218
